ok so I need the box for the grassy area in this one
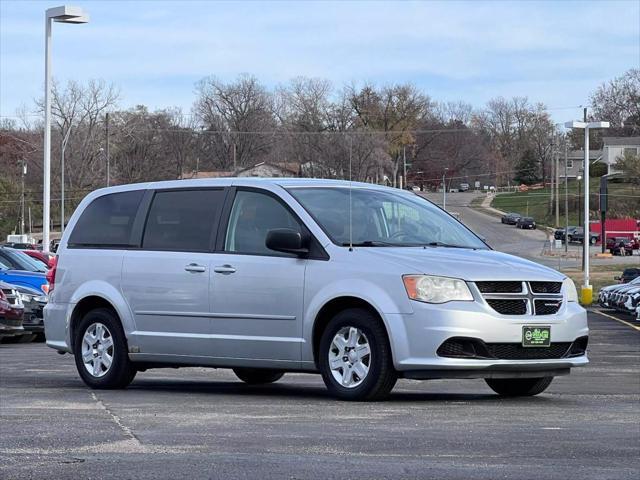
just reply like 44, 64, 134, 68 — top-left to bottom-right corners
491, 178, 639, 228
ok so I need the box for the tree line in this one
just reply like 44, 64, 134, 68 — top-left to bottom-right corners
0, 68, 638, 237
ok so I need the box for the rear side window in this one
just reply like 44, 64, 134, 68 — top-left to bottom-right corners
68, 191, 144, 248
142, 189, 224, 252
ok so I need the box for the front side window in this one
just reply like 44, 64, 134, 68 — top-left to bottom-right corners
143, 189, 224, 252
68, 190, 144, 248
289, 187, 487, 249
225, 190, 301, 256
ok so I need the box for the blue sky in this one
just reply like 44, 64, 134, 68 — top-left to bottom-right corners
1, 0, 639, 123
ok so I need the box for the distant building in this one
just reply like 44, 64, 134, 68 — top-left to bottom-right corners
178, 161, 300, 180
558, 150, 602, 180
602, 137, 640, 174
236, 162, 300, 177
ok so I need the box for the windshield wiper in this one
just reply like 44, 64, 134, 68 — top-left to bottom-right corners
341, 240, 399, 247
424, 241, 474, 249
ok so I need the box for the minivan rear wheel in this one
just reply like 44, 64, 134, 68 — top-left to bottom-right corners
233, 368, 284, 385
73, 308, 136, 389
319, 308, 397, 401
485, 377, 553, 397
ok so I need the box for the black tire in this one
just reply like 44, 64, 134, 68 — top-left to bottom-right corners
318, 308, 397, 401
233, 368, 284, 385
34, 333, 46, 342
17, 333, 37, 343
73, 308, 136, 389
485, 377, 553, 397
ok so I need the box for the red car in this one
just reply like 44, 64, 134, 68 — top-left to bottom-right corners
606, 237, 639, 256
0, 283, 25, 340
22, 250, 55, 269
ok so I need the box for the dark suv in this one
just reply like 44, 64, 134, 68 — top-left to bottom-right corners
569, 228, 599, 245
501, 212, 521, 225
516, 217, 536, 229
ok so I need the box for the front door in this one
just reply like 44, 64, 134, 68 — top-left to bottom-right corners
209, 189, 306, 362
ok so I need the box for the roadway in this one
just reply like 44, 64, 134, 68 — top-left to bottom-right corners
0, 311, 638, 479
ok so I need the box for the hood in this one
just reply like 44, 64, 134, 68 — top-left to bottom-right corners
357, 247, 565, 282
1, 269, 46, 279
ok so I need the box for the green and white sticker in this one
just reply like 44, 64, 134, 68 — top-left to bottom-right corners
522, 326, 551, 347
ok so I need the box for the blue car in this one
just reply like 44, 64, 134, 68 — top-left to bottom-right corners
0, 248, 47, 293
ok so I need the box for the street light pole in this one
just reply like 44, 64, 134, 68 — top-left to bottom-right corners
42, 6, 89, 253
565, 120, 610, 305
61, 127, 71, 233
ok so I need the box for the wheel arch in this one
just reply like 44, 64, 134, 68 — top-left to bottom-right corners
311, 296, 392, 367
67, 282, 134, 353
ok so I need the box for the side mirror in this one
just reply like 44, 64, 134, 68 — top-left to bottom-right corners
265, 228, 309, 256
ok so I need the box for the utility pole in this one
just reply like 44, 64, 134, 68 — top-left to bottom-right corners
105, 112, 110, 186
20, 160, 26, 235
233, 143, 237, 172
553, 143, 560, 227
564, 142, 569, 254
403, 146, 407, 189
542, 138, 557, 218
442, 168, 448, 210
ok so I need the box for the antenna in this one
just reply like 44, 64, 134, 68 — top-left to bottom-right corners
349, 134, 353, 252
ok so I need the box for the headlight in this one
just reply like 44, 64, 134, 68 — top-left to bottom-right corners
563, 278, 578, 302
403, 275, 473, 304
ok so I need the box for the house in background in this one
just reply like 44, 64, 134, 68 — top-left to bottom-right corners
558, 150, 602, 180
602, 137, 640, 174
178, 162, 301, 180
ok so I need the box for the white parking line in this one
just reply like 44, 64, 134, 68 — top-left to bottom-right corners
590, 309, 640, 332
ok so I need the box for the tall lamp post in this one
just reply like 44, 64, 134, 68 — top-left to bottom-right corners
43, 5, 89, 253
564, 120, 609, 305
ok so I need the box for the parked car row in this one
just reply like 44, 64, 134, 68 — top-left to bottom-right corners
598, 275, 640, 320
0, 247, 49, 344
500, 212, 537, 229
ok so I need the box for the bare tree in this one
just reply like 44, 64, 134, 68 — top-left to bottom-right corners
194, 74, 276, 170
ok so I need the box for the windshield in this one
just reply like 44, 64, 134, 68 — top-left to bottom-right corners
2, 249, 47, 273
288, 187, 488, 249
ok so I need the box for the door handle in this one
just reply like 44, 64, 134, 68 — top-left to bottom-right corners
184, 263, 206, 273
213, 264, 236, 274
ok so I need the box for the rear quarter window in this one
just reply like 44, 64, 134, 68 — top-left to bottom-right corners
68, 190, 145, 248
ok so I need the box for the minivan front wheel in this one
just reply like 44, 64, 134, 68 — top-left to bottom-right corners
73, 308, 136, 389
485, 377, 553, 397
319, 308, 397, 401
233, 368, 284, 385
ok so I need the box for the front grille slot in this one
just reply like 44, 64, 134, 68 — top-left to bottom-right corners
485, 343, 572, 360
534, 299, 562, 315
437, 337, 586, 360
530, 282, 562, 294
476, 281, 522, 293
486, 299, 527, 315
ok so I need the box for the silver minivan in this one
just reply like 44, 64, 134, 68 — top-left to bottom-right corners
45, 178, 588, 400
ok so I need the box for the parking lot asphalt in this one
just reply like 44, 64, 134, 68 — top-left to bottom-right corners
1, 311, 638, 480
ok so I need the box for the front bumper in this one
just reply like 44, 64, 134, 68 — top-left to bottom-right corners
0, 323, 25, 338
384, 299, 589, 375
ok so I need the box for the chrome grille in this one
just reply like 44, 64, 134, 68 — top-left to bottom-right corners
476, 281, 563, 316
